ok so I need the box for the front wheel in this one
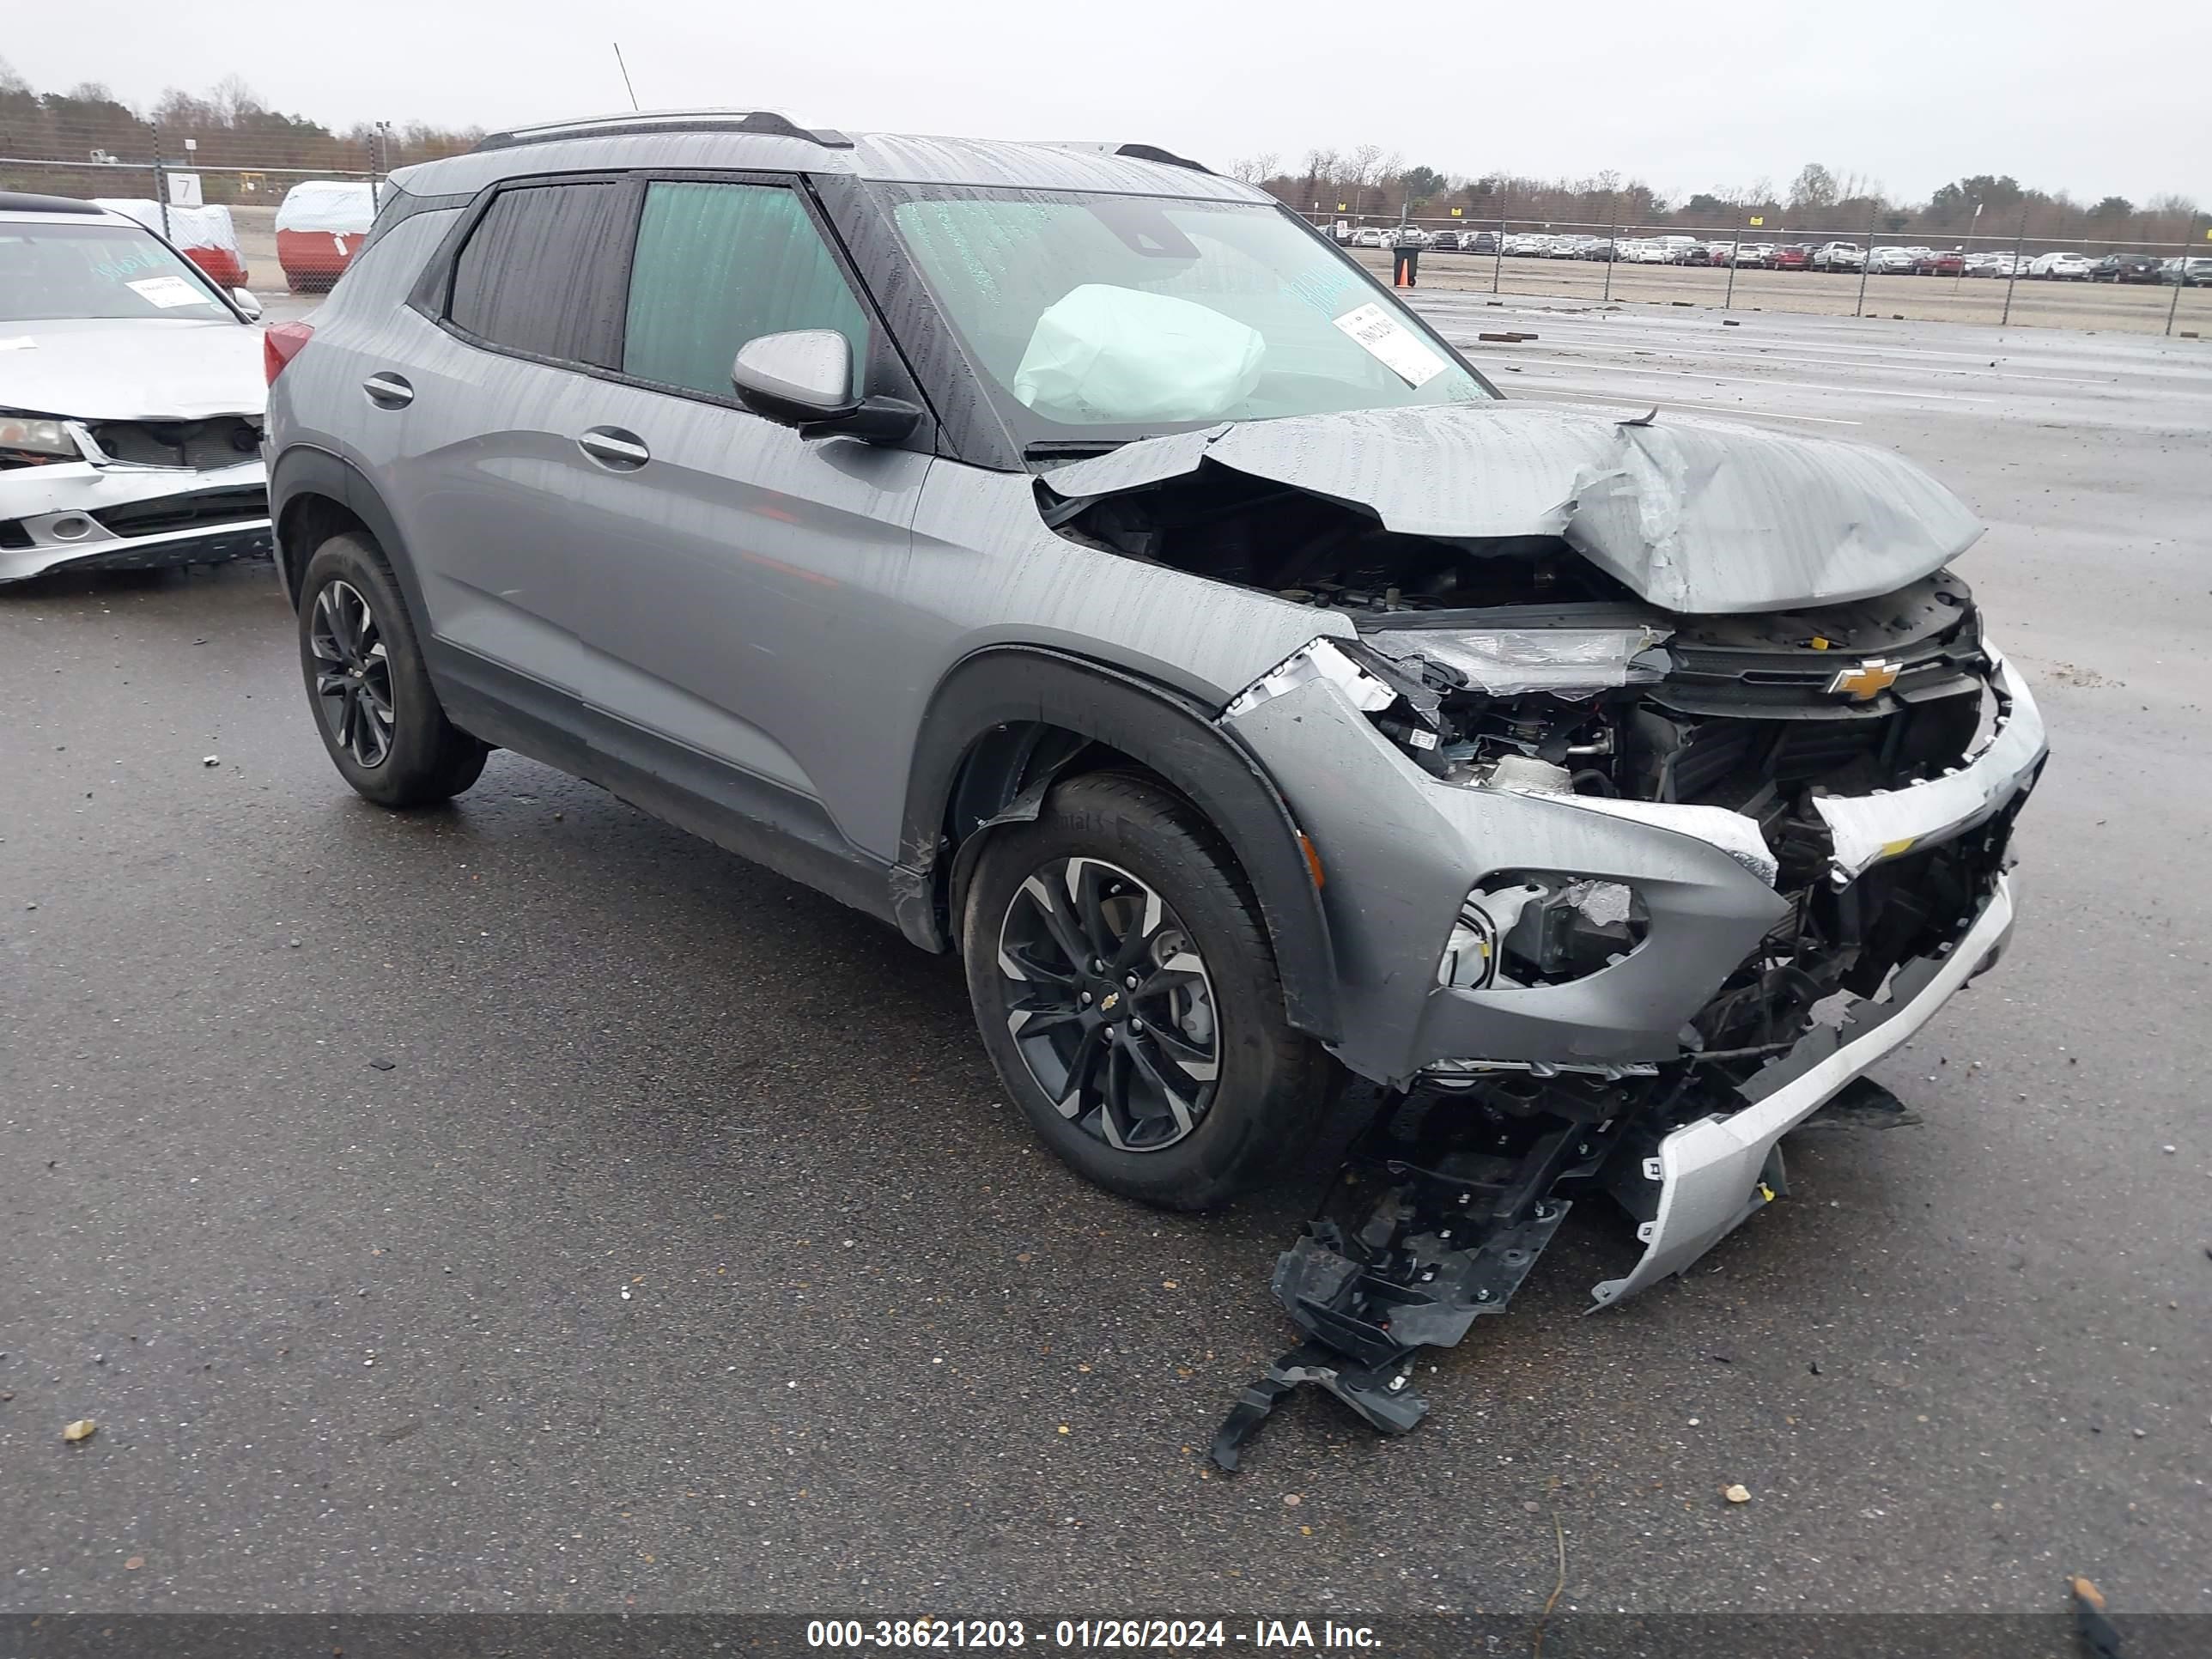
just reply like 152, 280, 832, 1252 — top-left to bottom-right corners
296, 532, 489, 808
962, 773, 1331, 1211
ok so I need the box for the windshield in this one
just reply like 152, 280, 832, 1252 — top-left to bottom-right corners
0, 220, 234, 324
884, 186, 1493, 446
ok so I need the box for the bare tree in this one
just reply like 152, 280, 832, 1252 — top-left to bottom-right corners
212, 74, 262, 122
1789, 162, 1838, 212
1300, 146, 1339, 210
1343, 143, 1384, 215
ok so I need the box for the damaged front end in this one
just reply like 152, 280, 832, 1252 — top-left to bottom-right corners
1035, 405, 2046, 1464
1, 411, 271, 585
1209, 607, 2039, 1462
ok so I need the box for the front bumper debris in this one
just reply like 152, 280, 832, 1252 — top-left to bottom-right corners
1211, 1091, 1603, 1470
1210, 869, 2017, 1469
1589, 871, 2014, 1307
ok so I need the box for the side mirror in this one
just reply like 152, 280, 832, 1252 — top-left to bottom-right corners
231, 288, 263, 321
731, 329, 921, 444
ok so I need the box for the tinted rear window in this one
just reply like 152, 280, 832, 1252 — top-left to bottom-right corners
447, 181, 633, 366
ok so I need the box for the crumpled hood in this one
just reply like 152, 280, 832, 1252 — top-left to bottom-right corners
1, 318, 266, 422
1041, 401, 1984, 614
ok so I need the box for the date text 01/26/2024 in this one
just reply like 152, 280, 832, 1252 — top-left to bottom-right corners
805, 1620, 1384, 1650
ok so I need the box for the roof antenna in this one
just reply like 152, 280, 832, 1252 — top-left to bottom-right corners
611, 42, 640, 111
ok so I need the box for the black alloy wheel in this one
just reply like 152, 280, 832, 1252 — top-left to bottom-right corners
996, 855, 1221, 1153
307, 578, 395, 769
295, 531, 488, 807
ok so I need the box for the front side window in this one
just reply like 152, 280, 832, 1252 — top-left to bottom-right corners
447, 180, 633, 366
885, 186, 1493, 445
0, 222, 232, 324
622, 181, 869, 399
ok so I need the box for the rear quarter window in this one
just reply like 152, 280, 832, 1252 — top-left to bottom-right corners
447, 180, 634, 367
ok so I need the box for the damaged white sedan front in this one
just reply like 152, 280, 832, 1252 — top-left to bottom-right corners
2, 193, 272, 585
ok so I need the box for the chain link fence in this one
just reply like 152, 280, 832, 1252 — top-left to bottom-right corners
9, 101, 2208, 336
2, 107, 471, 291
1309, 204, 2212, 337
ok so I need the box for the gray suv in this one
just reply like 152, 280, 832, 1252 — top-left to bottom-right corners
266, 112, 2044, 1308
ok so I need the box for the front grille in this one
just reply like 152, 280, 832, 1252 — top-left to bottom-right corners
85, 417, 263, 471
92, 485, 267, 538
1663, 716, 1887, 804
1652, 691, 1983, 813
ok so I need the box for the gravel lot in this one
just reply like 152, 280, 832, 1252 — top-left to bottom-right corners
3, 304, 2207, 1622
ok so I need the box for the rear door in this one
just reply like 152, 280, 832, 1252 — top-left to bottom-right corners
384, 175, 639, 698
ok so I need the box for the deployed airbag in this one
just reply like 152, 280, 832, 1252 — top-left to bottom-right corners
1014, 284, 1265, 425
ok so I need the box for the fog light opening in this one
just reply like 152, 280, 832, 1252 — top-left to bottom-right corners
1439, 872, 1650, 990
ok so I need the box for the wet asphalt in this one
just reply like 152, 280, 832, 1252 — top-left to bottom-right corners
3, 302, 2207, 1619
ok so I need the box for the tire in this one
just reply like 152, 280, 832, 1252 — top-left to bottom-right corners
296, 532, 489, 808
962, 771, 1331, 1212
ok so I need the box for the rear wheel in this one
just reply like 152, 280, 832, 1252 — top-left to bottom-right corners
296, 532, 488, 807
963, 773, 1330, 1211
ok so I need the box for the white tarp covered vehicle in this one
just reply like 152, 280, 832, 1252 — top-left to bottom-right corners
274, 179, 375, 292
91, 198, 248, 287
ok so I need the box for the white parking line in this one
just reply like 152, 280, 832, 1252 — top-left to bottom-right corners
1476, 355, 1990, 404
1504, 386, 1865, 425
1492, 336, 2112, 387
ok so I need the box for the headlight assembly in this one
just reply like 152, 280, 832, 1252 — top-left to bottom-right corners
0, 415, 80, 462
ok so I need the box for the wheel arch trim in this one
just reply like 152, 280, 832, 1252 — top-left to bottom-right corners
892, 645, 1342, 1042
268, 445, 433, 625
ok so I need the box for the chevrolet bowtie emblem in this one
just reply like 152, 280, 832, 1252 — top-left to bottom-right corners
1826, 658, 1900, 701
1100, 992, 1120, 1012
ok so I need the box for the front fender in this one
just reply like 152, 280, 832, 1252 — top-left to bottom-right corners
895, 645, 1341, 1043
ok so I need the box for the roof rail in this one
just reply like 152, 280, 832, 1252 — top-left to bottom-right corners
1036, 142, 1215, 176
1109, 143, 1214, 175
473, 110, 854, 154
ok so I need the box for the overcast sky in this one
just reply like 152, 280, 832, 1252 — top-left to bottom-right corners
7, 0, 2206, 206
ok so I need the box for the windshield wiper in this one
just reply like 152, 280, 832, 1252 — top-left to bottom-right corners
1023, 439, 1139, 461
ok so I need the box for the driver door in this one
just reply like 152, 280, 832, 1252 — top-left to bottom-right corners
559, 177, 935, 857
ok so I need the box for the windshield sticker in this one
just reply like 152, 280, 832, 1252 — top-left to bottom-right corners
1333, 302, 1448, 388
126, 276, 206, 309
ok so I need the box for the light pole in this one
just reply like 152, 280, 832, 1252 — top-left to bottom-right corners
1954, 201, 1982, 294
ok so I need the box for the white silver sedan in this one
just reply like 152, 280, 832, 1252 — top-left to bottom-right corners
2, 192, 271, 585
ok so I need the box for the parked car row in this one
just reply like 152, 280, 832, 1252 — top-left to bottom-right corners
1331, 223, 2204, 286
1334, 224, 1502, 253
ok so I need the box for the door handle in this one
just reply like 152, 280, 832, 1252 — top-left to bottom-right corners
576, 427, 650, 471
362, 373, 414, 409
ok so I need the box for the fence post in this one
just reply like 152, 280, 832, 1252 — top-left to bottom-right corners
2166, 233, 2191, 337
1854, 204, 1875, 317
1999, 210, 2026, 327
150, 122, 171, 241
1492, 203, 1505, 295
1723, 227, 1742, 310
1602, 195, 1618, 302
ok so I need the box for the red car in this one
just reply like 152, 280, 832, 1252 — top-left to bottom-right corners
1914, 249, 1966, 276
1771, 244, 1811, 270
